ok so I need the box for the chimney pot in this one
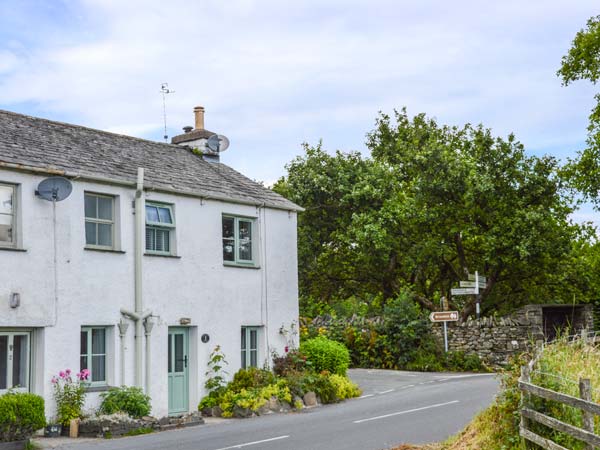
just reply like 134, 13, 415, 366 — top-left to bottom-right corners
183, 126, 193, 133
194, 106, 205, 130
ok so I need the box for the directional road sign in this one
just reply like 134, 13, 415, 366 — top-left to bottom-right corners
429, 311, 460, 322
459, 280, 487, 289
451, 287, 477, 296
468, 273, 487, 284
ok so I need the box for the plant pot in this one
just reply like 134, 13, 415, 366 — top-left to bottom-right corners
0, 440, 30, 450
69, 418, 79, 438
44, 424, 62, 437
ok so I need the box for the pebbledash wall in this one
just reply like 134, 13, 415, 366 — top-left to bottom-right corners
432, 304, 594, 366
0, 167, 299, 418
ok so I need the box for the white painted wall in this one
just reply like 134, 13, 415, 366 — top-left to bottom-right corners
0, 168, 299, 419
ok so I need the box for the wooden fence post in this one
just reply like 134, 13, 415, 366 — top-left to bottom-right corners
521, 366, 531, 435
580, 378, 595, 450
581, 328, 588, 345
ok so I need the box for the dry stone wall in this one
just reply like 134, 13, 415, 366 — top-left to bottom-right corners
432, 316, 542, 366
432, 304, 594, 366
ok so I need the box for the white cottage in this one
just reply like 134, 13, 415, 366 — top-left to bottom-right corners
0, 107, 301, 418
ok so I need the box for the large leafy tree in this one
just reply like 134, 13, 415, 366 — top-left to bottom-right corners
275, 110, 592, 319
559, 15, 600, 202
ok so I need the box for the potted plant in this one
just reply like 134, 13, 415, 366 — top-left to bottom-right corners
49, 369, 89, 437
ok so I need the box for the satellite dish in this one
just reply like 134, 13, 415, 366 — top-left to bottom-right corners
206, 134, 230, 153
36, 177, 73, 202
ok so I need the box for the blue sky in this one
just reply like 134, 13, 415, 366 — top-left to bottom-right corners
0, 1, 598, 221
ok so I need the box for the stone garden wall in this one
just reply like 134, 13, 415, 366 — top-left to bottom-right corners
432, 304, 594, 366
432, 315, 541, 366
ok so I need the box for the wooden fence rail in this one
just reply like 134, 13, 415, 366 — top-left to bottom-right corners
519, 361, 599, 449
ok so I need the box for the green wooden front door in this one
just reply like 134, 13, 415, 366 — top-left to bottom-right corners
168, 328, 189, 415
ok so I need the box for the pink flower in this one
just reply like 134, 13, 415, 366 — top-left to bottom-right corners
284, 346, 289, 353
77, 369, 90, 381
59, 371, 66, 378
51, 377, 58, 384
65, 369, 71, 375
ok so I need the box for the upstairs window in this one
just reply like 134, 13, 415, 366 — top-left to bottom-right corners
146, 203, 175, 254
85, 193, 114, 248
0, 184, 15, 246
222, 216, 256, 265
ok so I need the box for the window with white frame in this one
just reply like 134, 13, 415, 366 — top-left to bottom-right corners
222, 216, 256, 265
0, 331, 30, 393
85, 193, 115, 248
0, 184, 16, 246
145, 203, 175, 254
241, 326, 260, 369
80, 327, 107, 385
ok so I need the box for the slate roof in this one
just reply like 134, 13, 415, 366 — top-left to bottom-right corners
0, 109, 301, 211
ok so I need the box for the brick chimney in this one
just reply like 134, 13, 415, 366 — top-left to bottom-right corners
171, 105, 223, 163
194, 106, 205, 130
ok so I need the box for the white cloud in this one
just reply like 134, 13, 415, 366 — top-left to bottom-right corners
0, 0, 598, 183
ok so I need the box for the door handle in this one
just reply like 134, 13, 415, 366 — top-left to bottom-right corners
184, 355, 188, 368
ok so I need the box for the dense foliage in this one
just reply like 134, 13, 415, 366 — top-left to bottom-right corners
274, 110, 596, 320
300, 336, 351, 375
301, 293, 487, 372
99, 386, 152, 418
559, 15, 600, 206
0, 392, 46, 442
425, 339, 600, 450
198, 346, 361, 417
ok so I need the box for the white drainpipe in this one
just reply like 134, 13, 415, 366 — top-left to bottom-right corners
143, 317, 154, 395
121, 168, 152, 390
117, 319, 129, 385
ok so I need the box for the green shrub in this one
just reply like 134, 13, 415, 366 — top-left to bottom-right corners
229, 367, 277, 391
280, 370, 311, 398
300, 336, 350, 375
218, 380, 292, 417
445, 351, 487, 372
328, 374, 362, 399
0, 392, 46, 442
311, 373, 338, 404
99, 387, 151, 418
405, 344, 445, 372
272, 350, 308, 376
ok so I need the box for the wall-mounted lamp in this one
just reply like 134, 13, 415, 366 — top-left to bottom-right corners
9, 292, 20, 308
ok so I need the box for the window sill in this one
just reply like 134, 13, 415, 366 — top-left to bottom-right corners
0, 246, 26, 252
85, 246, 125, 254
223, 262, 260, 269
83, 384, 112, 393
144, 252, 181, 259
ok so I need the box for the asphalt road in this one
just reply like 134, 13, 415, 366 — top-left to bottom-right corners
37, 369, 499, 450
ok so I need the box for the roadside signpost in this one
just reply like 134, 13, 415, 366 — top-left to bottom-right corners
429, 305, 460, 352
451, 271, 487, 318
451, 287, 477, 295
438, 271, 488, 352
429, 311, 459, 322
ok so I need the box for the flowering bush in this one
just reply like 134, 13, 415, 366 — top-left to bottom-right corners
51, 369, 89, 426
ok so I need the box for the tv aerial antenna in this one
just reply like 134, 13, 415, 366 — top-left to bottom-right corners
160, 83, 175, 142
